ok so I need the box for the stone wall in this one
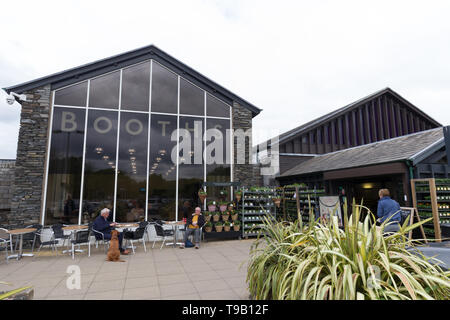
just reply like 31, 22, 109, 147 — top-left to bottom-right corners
232, 101, 262, 187
8, 85, 51, 228
0, 160, 15, 226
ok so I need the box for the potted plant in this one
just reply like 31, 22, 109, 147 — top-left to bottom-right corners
214, 221, 223, 232
198, 189, 207, 204
230, 210, 239, 221
223, 220, 231, 232
235, 190, 242, 202
232, 220, 241, 232
204, 221, 213, 233
219, 201, 228, 212
221, 210, 230, 221
219, 188, 228, 198
208, 200, 217, 212
272, 197, 281, 208
212, 211, 220, 222
204, 211, 212, 222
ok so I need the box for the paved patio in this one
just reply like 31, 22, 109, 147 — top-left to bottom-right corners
0, 239, 255, 300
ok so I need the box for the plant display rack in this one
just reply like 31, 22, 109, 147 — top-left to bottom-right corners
411, 178, 450, 242
281, 183, 325, 223
239, 186, 277, 238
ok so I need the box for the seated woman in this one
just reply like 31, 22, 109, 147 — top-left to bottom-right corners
180, 207, 205, 249
377, 188, 402, 234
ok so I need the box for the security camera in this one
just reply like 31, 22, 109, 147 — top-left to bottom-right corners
6, 92, 27, 105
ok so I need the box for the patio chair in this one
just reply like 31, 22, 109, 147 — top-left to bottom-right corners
124, 226, 147, 254
34, 227, 60, 257
92, 226, 109, 253
70, 229, 91, 260
0, 228, 12, 263
152, 222, 174, 250
51, 223, 70, 251
138, 221, 150, 242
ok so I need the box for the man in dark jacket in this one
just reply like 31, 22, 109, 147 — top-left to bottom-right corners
377, 189, 401, 233
93, 208, 129, 254
180, 207, 205, 249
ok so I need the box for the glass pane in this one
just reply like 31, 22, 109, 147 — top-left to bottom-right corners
121, 62, 150, 111
178, 116, 204, 218
151, 62, 178, 114
206, 118, 231, 200
180, 78, 204, 116
89, 71, 120, 109
54, 81, 87, 107
82, 110, 118, 220
45, 107, 85, 225
148, 114, 177, 221
116, 112, 148, 222
207, 93, 230, 118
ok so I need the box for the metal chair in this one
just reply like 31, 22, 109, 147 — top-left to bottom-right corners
70, 229, 91, 260
92, 227, 109, 253
34, 227, 60, 257
0, 228, 12, 263
124, 226, 147, 254
138, 221, 150, 243
152, 222, 174, 250
51, 223, 70, 251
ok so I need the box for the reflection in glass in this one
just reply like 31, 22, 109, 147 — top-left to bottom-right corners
82, 110, 118, 220
121, 62, 150, 111
116, 112, 148, 222
178, 117, 204, 215
148, 114, 177, 220
180, 78, 204, 116
151, 62, 178, 114
206, 93, 230, 118
54, 81, 88, 107
206, 118, 231, 200
45, 107, 85, 225
89, 71, 120, 109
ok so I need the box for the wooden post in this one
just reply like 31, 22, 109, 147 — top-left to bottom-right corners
428, 178, 442, 242
295, 186, 300, 220
282, 187, 286, 221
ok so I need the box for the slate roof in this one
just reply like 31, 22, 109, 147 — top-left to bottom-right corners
280, 127, 444, 177
3, 44, 261, 117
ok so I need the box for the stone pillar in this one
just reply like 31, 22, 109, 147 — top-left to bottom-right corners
232, 101, 262, 187
8, 85, 51, 228
0, 160, 15, 226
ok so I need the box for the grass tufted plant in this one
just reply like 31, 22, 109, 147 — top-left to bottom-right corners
246, 200, 450, 300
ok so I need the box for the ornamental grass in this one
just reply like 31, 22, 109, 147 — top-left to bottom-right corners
246, 200, 450, 300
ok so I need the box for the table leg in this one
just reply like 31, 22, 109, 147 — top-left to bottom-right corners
17, 234, 23, 260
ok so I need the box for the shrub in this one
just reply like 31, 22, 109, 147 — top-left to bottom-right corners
247, 200, 450, 300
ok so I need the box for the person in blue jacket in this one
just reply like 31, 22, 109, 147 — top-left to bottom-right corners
93, 208, 129, 254
377, 188, 401, 233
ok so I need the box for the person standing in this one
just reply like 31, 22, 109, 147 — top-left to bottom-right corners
377, 189, 401, 233
180, 207, 205, 249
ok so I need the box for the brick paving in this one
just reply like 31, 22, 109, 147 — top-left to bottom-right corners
0, 239, 255, 300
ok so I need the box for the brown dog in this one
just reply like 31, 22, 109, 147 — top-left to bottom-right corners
106, 230, 125, 262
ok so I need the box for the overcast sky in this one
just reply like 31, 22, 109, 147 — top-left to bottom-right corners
1, 0, 450, 159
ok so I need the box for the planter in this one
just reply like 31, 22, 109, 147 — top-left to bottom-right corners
235, 193, 241, 202
219, 204, 227, 212
224, 226, 231, 232
231, 214, 238, 221
272, 198, 281, 208
204, 226, 212, 233
205, 215, 211, 222
215, 225, 223, 232
212, 214, 220, 222
221, 214, 230, 221
199, 194, 207, 204
208, 205, 217, 212
233, 225, 240, 232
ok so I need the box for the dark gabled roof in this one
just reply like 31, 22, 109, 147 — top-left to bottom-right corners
279, 127, 444, 178
3, 44, 261, 117
260, 87, 441, 149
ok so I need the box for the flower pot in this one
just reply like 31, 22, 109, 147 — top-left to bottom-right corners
215, 225, 223, 232
235, 194, 241, 202
222, 214, 229, 221
208, 205, 217, 212
272, 198, 281, 208
224, 226, 231, 232
233, 225, 240, 232
213, 214, 220, 222
205, 226, 212, 233
205, 215, 211, 222
231, 214, 238, 221
219, 204, 227, 212
199, 194, 207, 204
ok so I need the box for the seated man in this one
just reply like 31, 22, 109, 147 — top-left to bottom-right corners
93, 208, 129, 254
377, 188, 401, 234
180, 207, 205, 249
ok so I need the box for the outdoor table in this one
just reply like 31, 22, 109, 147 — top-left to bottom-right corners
163, 221, 185, 247
62, 225, 88, 255
7, 228, 36, 260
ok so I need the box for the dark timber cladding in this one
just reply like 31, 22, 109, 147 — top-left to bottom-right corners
272, 88, 441, 155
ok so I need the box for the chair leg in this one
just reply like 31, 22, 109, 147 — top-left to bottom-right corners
152, 239, 156, 249
88, 242, 91, 257
142, 238, 146, 252
131, 240, 135, 254
72, 243, 75, 260
160, 237, 165, 250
